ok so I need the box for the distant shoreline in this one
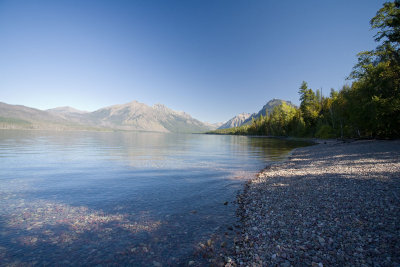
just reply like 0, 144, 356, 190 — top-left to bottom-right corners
225, 139, 400, 266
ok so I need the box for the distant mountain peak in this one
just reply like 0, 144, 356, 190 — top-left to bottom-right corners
259, 99, 295, 115
0, 100, 216, 133
153, 103, 171, 112
127, 100, 140, 105
153, 103, 166, 108
47, 106, 88, 114
218, 112, 252, 129
218, 99, 295, 129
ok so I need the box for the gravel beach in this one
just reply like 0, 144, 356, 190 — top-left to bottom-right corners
226, 140, 400, 266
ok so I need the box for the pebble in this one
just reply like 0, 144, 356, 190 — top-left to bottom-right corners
223, 140, 400, 266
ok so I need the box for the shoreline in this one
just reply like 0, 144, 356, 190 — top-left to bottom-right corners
225, 140, 400, 266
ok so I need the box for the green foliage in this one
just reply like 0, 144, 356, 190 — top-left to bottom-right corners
298, 81, 320, 134
346, 0, 400, 137
0, 116, 31, 125
210, 102, 305, 137
210, 124, 252, 135
315, 125, 335, 139
303, 1, 400, 138
268, 103, 297, 136
211, 1, 399, 139
370, 1, 400, 51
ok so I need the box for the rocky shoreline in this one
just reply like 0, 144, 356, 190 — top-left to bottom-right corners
226, 140, 400, 266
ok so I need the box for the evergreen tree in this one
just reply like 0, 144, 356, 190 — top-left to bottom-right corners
298, 81, 320, 135
348, 0, 400, 137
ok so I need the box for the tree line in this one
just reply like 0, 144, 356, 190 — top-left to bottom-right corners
214, 1, 399, 139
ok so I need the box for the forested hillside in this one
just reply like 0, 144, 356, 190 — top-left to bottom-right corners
212, 1, 400, 139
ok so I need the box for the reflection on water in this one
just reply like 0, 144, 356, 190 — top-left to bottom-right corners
0, 130, 309, 265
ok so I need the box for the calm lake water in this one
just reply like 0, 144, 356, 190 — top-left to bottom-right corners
0, 130, 309, 266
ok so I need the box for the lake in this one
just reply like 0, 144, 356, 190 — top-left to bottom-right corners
0, 130, 309, 266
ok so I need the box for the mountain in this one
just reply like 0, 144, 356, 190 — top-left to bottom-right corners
218, 99, 295, 129
46, 106, 91, 125
47, 106, 88, 114
206, 121, 224, 129
0, 101, 215, 133
0, 102, 103, 130
0, 102, 67, 129
241, 99, 295, 125
218, 113, 251, 129
86, 101, 212, 133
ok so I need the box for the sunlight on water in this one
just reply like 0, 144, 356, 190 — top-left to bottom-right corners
0, 130, 309, 265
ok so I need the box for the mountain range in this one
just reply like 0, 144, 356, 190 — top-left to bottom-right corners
0, 98, 294, 133
0, 101, 215, 133
218, 99, 295, 129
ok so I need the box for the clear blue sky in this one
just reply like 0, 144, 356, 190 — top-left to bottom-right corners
0, 0, 386, 123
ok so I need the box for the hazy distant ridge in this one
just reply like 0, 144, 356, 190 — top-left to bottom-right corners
47, 106, 89, 114
218, 113, 251, 129
86, 101, 212, 133
0, 102, 77, 130
0, 101, 215, 133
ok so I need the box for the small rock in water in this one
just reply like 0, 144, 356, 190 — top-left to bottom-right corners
224, 201, 229, 205
188, 260, 195, 266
